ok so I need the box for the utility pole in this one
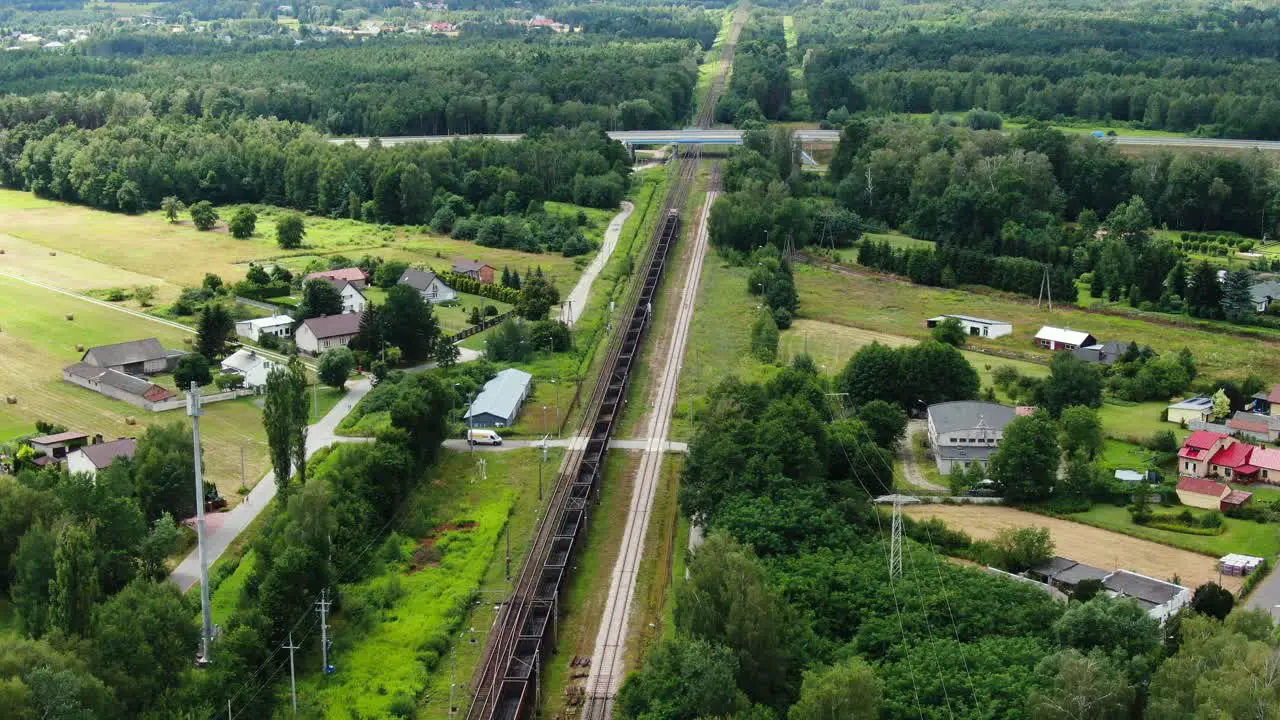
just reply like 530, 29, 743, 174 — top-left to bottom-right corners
188, 382, 214, 665
505, 523, 511, 582
889, 496, 904, 581
551, 378, 560, 437
284, 632, 300, 714
538, 435, 548, 501
317, 589, 333, 676
239, 444, 246, 494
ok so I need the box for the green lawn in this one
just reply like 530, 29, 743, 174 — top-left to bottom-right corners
1098, 439, 1164, 473
1098, 401, 1187, 445
1070, 503, 1280, 559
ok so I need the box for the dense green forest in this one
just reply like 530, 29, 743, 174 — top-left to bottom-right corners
0, 37, 699, 135
702, 0, 1280, 139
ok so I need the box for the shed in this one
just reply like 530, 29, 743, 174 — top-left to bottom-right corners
29, 430, 89, 459
453, 258, 496, 284
1175, 476, 1230, 510
925, 314, 1012, 339
464, 368, 533, 428
1034, 326, 1095, 351
1221, 490, 1253, 512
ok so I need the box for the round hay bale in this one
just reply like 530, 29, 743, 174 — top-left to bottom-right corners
49, 251, 56, 256
5, 396, 16, 405
183, 337, 193, 345
75, 343, 84, 352
65, 313, 74, 321
0, 248, 6, 254
125, 416, 136, 425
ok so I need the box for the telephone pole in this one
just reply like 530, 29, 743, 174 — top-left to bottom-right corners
317, 589, 333, 675
284, 632, 301, 714
188, 382, 214, 665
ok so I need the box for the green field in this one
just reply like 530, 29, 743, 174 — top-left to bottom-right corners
1098, 400, 1188, 445
1070, 503, 1280, 559
797, 264, 1280, 380
0, 275, 270, 499
0, 189, 585, 294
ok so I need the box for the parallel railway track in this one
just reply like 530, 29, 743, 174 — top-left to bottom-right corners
463, 6, 743, 718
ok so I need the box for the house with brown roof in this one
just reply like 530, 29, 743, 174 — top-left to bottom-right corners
295, 314, 362, 354
66, 438, 137, 477
305, 267, 369, 290
453, 258, 496, 284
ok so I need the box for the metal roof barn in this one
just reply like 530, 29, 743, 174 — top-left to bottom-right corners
465, 368, 533, 427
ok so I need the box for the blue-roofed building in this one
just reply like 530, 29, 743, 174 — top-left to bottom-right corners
464, 368, 533, 427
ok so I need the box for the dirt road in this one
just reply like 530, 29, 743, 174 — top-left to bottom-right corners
904, 504, 1241, 592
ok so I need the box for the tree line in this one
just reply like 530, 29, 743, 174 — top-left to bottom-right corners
799, 4, 1280, 139
0, 35, 699, 136
1, 120, 631, 223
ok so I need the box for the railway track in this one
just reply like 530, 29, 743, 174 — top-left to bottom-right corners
463, 148, 701, 720
462, 7, 743, 718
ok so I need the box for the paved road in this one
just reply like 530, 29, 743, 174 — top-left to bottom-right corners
585, 183, 718, 709
330, 129, 1280, 152
1245, 568, 1280, 615
560, 201, 634, 327
170, 377, 373, 591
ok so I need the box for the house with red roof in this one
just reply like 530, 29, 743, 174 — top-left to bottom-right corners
1208, 440, 1257, 482
1178, 431, 1236, 478
1250, 447, 1280, 484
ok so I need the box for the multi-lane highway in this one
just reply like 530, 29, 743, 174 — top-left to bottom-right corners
329, 128, 1280, 151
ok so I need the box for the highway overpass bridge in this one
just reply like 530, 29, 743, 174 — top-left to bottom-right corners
327, 129, 1280, 152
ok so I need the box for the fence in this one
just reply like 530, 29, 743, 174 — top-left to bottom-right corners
446, 310, 516, 343
148, 388, 256, 412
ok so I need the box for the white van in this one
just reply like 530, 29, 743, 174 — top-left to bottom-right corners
467, 429, 503, 446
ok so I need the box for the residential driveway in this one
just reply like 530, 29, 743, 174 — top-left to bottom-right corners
169, 376, 373, 592
560, 201, 634, 326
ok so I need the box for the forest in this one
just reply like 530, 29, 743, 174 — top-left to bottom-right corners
772, 0, 1280, 138
0, 37, 699, 136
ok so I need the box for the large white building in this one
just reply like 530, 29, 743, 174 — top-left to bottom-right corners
926, 401, 1016, 474
926, 314, 1012, 339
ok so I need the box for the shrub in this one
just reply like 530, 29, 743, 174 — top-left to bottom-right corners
190, 201, 218, 231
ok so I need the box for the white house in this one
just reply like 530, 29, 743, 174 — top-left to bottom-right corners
65, 438, 137, 477
926, 314, 1012, 339
296, 314, 362, 354
327, 279, 367, 314
926, 401, 1016, 474
220, 348, 277, 389
234, 315, 295, 342
398, 268, 458, 303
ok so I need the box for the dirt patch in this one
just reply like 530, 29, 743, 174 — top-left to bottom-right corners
905, 504, 1242, 592
407, 520, 477, 572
